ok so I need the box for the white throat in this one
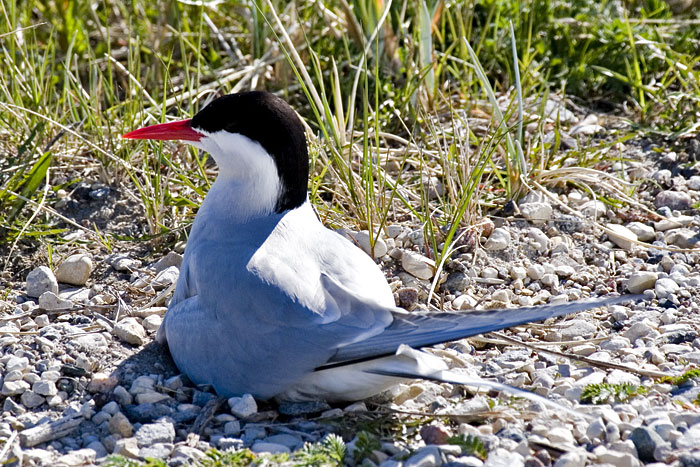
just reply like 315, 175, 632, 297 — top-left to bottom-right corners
191, 131, 282, 222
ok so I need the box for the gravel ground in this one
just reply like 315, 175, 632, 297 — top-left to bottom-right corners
1, 108, 700, 466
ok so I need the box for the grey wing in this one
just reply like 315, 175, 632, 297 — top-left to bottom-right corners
159, 242, 395, 399
324, 294, 644, 367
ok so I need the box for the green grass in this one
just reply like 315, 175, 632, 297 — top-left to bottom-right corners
0, 0, 698, 275
581, 382, 649, 404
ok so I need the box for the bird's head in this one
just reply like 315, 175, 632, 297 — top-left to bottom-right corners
123, 91, 309, 214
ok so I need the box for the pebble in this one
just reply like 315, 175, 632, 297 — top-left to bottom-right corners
353, 230, 388, 259
443, 272, 468, 293
626, 271, 658, 293
150, 251, 183, 272
520, 202, 552, 225
606, 224, 637, 251
401, 251, 435, 280
655, 190, 691, 210
626, 222, 655, 242
527, 264, 545, 280
151, 266, 179, 290
135, 420, 175, 446
114, 317, 147, 346
26, 266, 59, 298
654, 278, 679, 299
142, 314, 163, 332
404, 445, 443, 467
38, 291, 73, 310
484, 227, 511, 251
665, 228, 700, 249
527, 228, 549, 253
107, 254, 141, 272
628, 426, 663, 463
228, 393, 257, 418
55, 254, 93, 285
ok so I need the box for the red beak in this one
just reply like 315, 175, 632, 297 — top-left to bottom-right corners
122, 119, 203, 142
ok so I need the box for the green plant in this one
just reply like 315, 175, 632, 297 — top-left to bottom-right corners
446, 434, 488, 460
581, 382, 649, 405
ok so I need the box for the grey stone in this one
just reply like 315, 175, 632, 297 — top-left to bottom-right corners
606, 224, 637, 251
114, 317, 146, 346
353, 230, 388, 259
151, 266, 179, 290
264, 434, 303, 450
628, 426, 663, 463
627, 271, 658, 293
150, 251, 183, 272
229, 393, 257, 418
38, 291, 73, 311
405, 445, 443, 467
56, 254, 93, 286
520, 202, 552, 225
171, 446, 205, 463
626, 222, 655, 242
33, 380, 57, 396
26, 266, 58, 298
135, 420, 175, 446
655, 190, 691, 210
484, 228, 511, 251
402, 251, 435, 279
107, 254, 141, 272
108, 412, 133, 437
655, 278, 679, 299
1, 380, 29, 396
251, 441, 291, 455
443, 272, 469, 293
20, 390, 45, 409
139, 443, 173, 459
278, 400, 331, 416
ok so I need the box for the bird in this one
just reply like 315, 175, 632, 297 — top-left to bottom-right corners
123, 91, 641, 406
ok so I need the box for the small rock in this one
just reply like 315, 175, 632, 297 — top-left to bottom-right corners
171, 446, 205, 463
586, 418, 606, 441
107, 254, 141, 272
527, 264, 545, 280
150, 251, 183, 272
626, 271, 658, 293
623, 321, 653, 342
628, 426, 663, 463
484, 227, 511, 251
277, 400, 331, 416
606, 224, 637, 251
20, 390, 45, 409
87, 372, 119, 393
443, 272, 469, 293
38, 291, 73, 311
109, 412, 134, 437
397, 287, 420, 309
26, 266, 59, 298
655, 190, 691, 210
484, 448, 524, 467
404, 445, 443, 467
1, 380, 30, 396
560, 320, 596, 340
139, 443, 173, 459
6, 356, 29, 372
401, 251, 435, 280
228, 393, 257, 418
665, 228, 700, 249
56, 448, 96, 466
55, 254, 93, 286
32, 381, 57, 396
151, 266, 179, 290
113, 385, 133, 405
114, 317, 147, 346
135, 420, 175, 446
420, 424, 450, 444
142, 315, 162, 332
520, 202, 553, 225
114, 437, 140, 459
527, 228, 549, 253
251, 441, 290, 455
353, 230, 388, 259
655, 278, 679, 299
136, 391, 170, 404
547, 427, 575, 446
626, 222, 655, 242
130, 376, 156, 395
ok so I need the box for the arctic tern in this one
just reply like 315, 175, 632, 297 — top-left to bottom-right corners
123, 91, 640, 405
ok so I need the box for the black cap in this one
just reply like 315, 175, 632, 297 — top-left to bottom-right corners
191, 91, 309, 213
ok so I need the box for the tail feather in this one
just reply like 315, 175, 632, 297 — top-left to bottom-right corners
328, 294, 643, 366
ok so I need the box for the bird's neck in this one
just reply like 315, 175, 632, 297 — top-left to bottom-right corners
198, 173, 281, 224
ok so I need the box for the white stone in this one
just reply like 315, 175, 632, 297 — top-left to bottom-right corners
352, 230, 388, 259
484, 227, 511, 251
527, 227, 549, 253
626, 222, 655, 242
580, 200, 606, 218
251, 442, 290, 455
142, 315, 162, 332
115, 317, 147, 346
20, 390, 45, 408
527, 264, 545, 280
129, 376, 156, 395
401, 251, 435, 280
6, 356, 29, 372
520, 202, 553, 225
1, 380, 29, 396
151, 266, 179, 290
38, 291, 73, 311
26, 266, 58, 298
547, 427, 576, 445
626, 271, 657, 294
228, 393, 257, 418
135, 391, 170, 404
33, 380, 57, 396
655, 278, 679, 299
606, 224, 637, 251
55, 254, 93, 285
623, 321, 654, 342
